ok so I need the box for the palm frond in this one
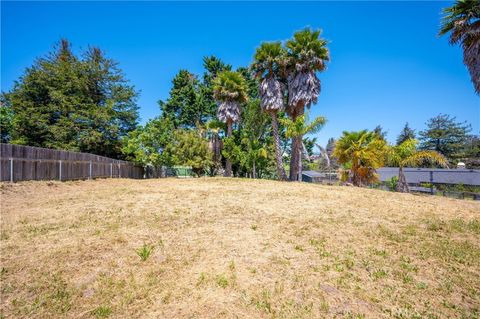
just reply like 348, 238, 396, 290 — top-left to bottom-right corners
212, 71, 249, 103
401, 151, 449, 168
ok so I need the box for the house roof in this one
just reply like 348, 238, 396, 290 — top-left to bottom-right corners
377, 167, 480, 186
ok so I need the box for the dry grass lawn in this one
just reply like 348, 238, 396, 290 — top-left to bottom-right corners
0, 178, 479, 318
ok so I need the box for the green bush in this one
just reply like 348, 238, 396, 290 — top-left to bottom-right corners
386, 176, 398, 191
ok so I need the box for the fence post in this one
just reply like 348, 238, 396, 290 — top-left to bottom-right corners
118, 163, 121, 178
9, 158, 13, 183
429, 171, 434, 195
89, 161, 92, 180
59, 160, 62, 181
110, 163, 113, 178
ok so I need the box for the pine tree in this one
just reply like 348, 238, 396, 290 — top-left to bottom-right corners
396, 122, 416, 145
159, 70, 203, 128
419, 114, 472, 160
2, 39, 139, 158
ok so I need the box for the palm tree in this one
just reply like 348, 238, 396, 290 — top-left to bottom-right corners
285, 28, 329, 180
388, 139, 448, 193
280, 114, 327, 181
251, 42, 288, 180
333, 130, 387, 187
212, 70, 248, 177
439, 0, 480, 94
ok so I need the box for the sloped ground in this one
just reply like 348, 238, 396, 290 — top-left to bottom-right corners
0, 178, 479, 318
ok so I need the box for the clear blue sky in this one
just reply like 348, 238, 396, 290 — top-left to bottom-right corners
2, 1, 479, 146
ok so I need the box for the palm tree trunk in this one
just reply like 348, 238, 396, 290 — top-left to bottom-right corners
396, 166, 409, 193
270, 112, 287, 181
224, 120, 233, 177
253, 159, 256, 179
289, 108, 304, 181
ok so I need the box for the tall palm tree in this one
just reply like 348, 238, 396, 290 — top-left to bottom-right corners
212, 70, 248, 177
280, 113, 327, 181
285, 28, 329, 180
439, 0, 480, 94
333, 130, 387, 187
252, 42, 288, 180
388, 139, 448, 193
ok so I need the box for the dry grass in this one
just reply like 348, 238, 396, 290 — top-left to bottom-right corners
0, 178, 479, 318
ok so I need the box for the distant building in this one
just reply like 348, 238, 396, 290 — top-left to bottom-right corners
377, 167, 480, 186
302, 168, 480, 187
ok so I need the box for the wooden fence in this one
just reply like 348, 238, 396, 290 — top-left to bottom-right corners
0, 144, 144, 182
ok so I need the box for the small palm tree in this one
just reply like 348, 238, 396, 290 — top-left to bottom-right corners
285, 28, 329, 180
212, 71, 248, 177
439, 0, 480, 94
280, 114, 327, 181
388, 139, 448, 193
333, 130, 387, 186
252, 42, 288, 180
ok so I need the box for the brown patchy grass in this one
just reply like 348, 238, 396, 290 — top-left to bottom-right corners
0, 178, 479, 318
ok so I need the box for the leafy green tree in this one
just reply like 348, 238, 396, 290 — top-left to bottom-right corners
159, 70, 210, 128
0, 98, 13, 143
419, 114, 472, 161
387, 139, 448, 193
285, 28, 330, 181
461, 134, 480, 168
396, 122, 416, 145
122, 117, 175, 167
333, 130, 387, 186
238, 99, 271, 178
439, 0, 480, 94
2, 39, 139, 158
167, 130, 213, 176
213, 70, 249, 177
252, 42, 288, 180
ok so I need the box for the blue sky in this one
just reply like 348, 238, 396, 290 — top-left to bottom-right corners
2, 1, 479, 146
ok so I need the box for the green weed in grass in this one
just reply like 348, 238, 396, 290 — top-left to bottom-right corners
372, 269, 388, 280
216, 274, 229, 288
92, 306, 112, 318
136, 244, 154, 261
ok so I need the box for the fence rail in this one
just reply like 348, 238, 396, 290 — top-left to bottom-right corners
0, 144, 144, 182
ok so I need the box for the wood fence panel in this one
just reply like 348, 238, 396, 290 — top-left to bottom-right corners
0, 143, 144, 182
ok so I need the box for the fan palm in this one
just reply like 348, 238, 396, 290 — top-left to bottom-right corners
388, 139, 448, 193
285, 28, 329, 180
439, 0, 480, 94
333, 130, 387, 186
252, 42, 288, 180
212, 71, 248, 177
280, 114, 327, 181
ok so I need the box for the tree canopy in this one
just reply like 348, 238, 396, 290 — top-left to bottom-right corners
419, 114, 472, 161
2, 39, 139, 158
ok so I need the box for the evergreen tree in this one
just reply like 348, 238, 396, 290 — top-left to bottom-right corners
396, 122, 416, 145
0, 98, 13, 143
2, 39, 139, 158
419, 114, 472, 160
373, 125, 388, 140
199, 56, 232, 121
158, 70, 203, 128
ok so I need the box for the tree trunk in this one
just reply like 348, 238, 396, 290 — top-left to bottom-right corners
252, 159, 257, 179
352, 160, 360, 186
289, 108, 304, 181
270, 112, 287, 181
298, 145, 303, 181
396, 166, 409, 193
224, 120, 233, 177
